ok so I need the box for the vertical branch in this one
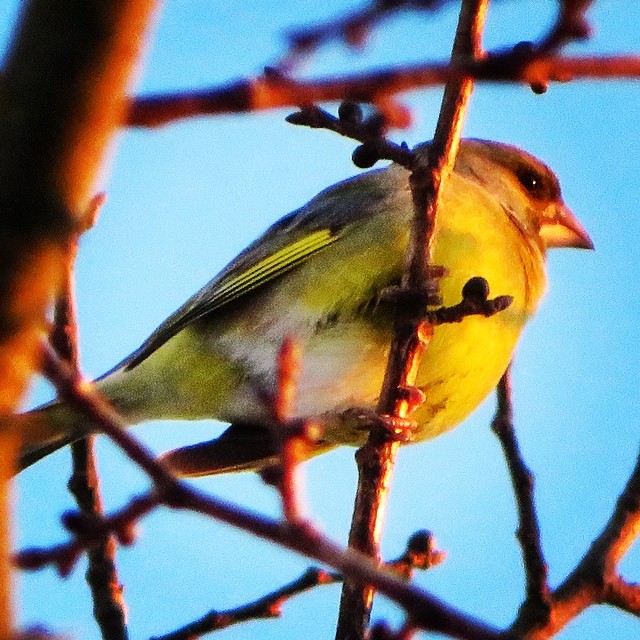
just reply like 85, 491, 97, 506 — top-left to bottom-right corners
51, 196, 129, 640
69, 439, 129, 640
491, 367, 551, 629
335, 2, 489, 638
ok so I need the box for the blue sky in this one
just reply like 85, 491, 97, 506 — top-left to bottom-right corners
3, 2, 639, 639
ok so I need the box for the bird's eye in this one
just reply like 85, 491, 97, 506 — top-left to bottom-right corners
516, 168, 546, 199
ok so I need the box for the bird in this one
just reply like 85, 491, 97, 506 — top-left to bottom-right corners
18, 139, 593, 476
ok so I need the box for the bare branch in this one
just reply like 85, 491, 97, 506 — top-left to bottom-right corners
153, 533, 444, 640
21, 348, 506, 640
282, 0, 452, 66
538, 0, 594, 53
336, 1, 489, 637
606, 576, 640, 617
126, 54, 640, 128
49, 193, 129, 640
281, 0, 594, 67
152, 568, 340, 640
491, 368, 551, 627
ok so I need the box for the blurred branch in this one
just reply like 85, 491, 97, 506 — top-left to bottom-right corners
126, 0, 614, 128
385, 530, 447, 579
264, 337, 311, 523
335, 1, 488, 637
127, 54, 640, 128
19, 345, 506, 640
0, 0, 160, 412
282, 0, 452, 66
50, 194, 128, 640
537, 0, 593, 53
0, 2, 158, 637
281, 0, 594, 63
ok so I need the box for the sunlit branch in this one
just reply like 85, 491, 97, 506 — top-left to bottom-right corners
20, 346, 505, 640
335, 1, 489, 637
126, 54, 640, 129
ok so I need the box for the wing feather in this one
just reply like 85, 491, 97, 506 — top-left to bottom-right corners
116, 164, 400, 372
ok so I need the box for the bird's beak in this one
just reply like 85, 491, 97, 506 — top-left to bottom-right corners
540, 203, 594, 250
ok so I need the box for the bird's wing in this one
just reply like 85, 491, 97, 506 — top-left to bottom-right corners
119, 167, 397, 371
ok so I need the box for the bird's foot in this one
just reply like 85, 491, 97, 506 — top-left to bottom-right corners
344, 408, 417, 444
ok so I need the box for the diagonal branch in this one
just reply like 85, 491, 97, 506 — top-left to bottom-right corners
21, 347, 508, 640
152, 531, 444, 640
152, 568, 340, 640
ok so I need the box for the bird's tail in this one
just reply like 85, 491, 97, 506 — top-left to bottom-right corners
13, 401, 90, 473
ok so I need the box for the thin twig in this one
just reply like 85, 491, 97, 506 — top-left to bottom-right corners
150, 531, 443, 640
152, 568, 340, 640
335, 2, 488, 638
126, 0, 610, 129
280, 0, 593, 62
281, 0, 452, 67
491, 367, 551, 627
50, 194, 128, 640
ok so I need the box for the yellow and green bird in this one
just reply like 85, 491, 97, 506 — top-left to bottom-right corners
19, 139, 593, 475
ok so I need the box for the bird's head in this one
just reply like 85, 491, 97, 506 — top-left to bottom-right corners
454, 139, 594, 252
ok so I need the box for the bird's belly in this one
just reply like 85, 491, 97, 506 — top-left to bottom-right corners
217, 303, 524, 447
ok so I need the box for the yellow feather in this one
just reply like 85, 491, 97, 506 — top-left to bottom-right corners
17, 140, 592, 475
